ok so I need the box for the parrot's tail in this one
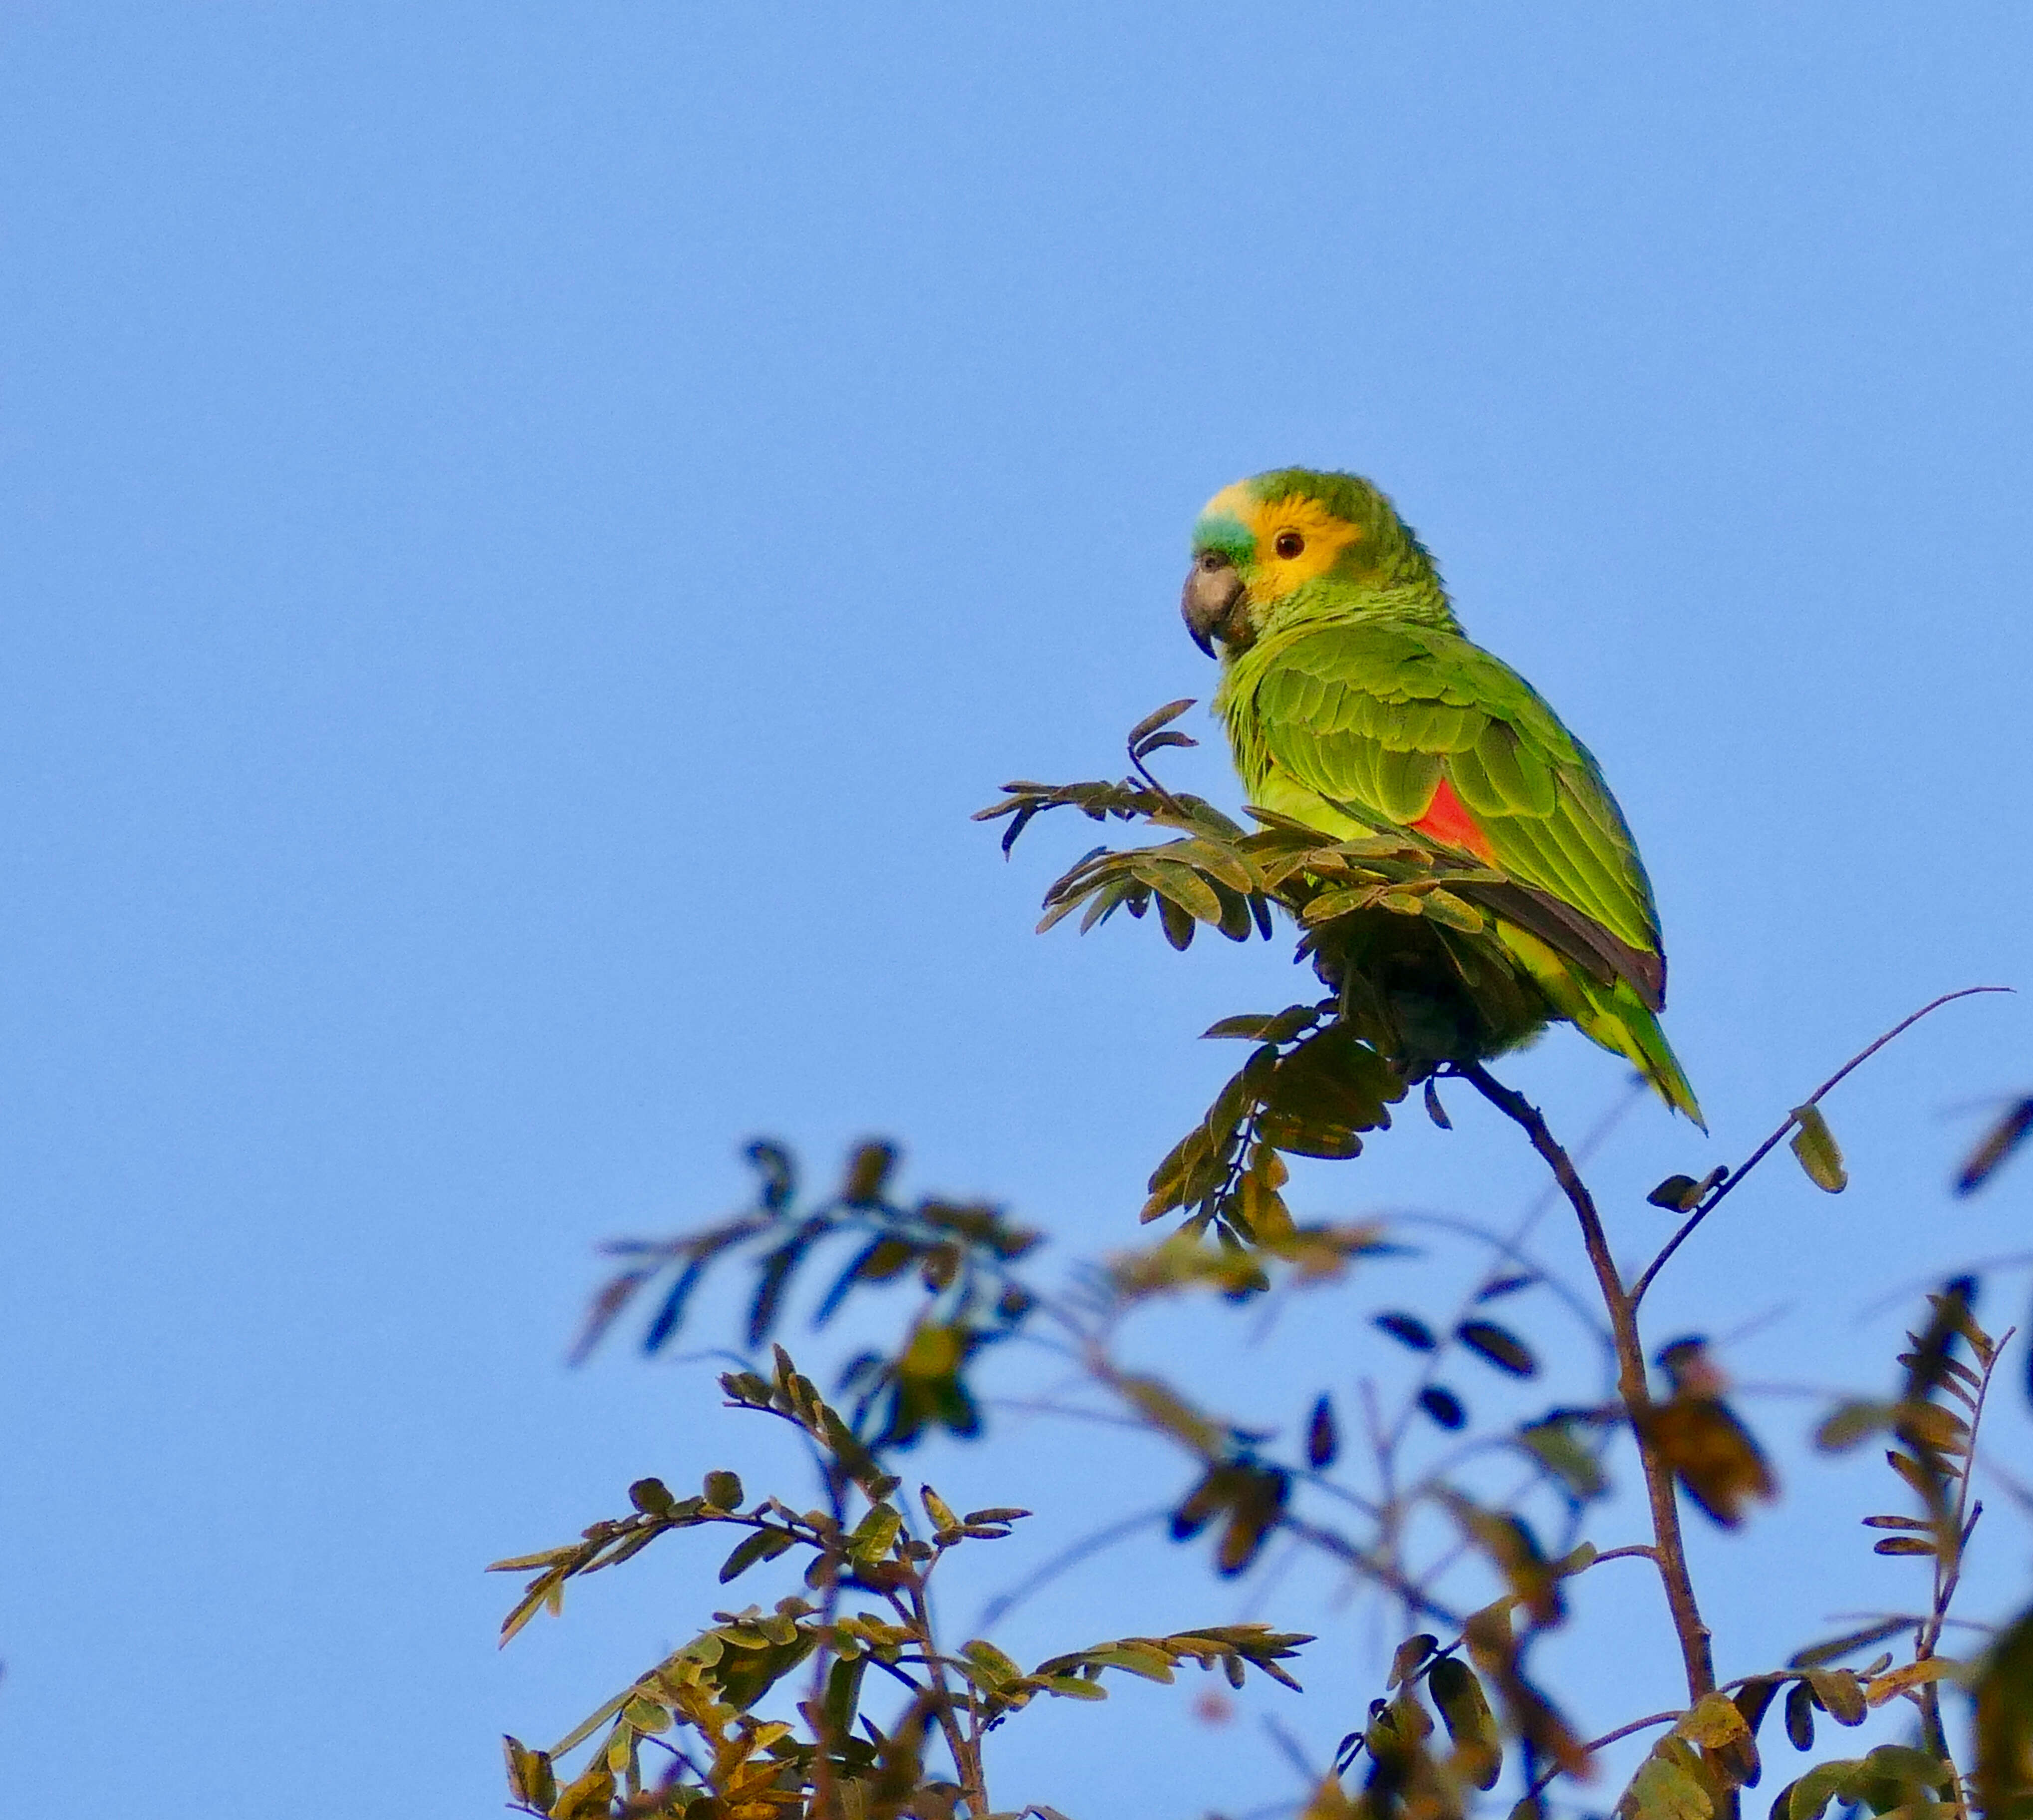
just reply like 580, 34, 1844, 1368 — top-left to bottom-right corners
1495, 923, 1706, 1129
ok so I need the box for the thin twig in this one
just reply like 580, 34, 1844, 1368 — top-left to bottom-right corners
1631, 988, 2011, 1308
1521, 1712, 1682, 1801
971, 1509, 1166, 1632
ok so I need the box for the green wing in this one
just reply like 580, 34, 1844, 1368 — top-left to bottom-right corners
1252, 620, 1666, 983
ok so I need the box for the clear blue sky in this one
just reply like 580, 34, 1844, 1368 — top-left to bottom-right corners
5, 7, 2032, 1816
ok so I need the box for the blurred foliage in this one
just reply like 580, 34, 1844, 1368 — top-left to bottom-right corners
498, 707, 2033, 1819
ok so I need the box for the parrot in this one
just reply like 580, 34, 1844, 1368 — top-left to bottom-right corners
1179, 467, 1702, 1126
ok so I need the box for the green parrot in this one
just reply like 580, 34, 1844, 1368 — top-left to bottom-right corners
1180, 467, 1702, 1126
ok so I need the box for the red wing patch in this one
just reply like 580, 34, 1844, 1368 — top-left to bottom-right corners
1411, 774, 1496, 863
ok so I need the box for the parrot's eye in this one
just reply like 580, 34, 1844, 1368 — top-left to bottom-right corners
1274, 531, 1305, 558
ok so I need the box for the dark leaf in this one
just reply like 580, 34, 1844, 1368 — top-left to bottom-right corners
1127, 697, 1197, 747
1306, 1394, 1338, 1469
718, 1527, 795, 1584
1477, 1274, 1536, 1302
1734, 1678, 1782, 1744
1169, 1466, 1230, 1542
1457, 1320, 1537, 1378
1783, 1678, 1814, 1752
746, 1139, 796, 1212
1376, 1311, 1438, 1352
642, 1256, 709, 1355
747, 1232, 812, 1348
1214, 1467, 1289, 1576
1647, 1174, 1703, 1212
703, 1470, 744, 1511
1419, 1386, 1467, 1431
1872, 1536, 1937, 1557
1387, 1634, 1438, 1688
840, 1141, 898, 1205
567, 1268, 653, 1367
1956, 1097, 2033, 1195
1424, 1078, 1452, 1130
812, 1236, 916, 1328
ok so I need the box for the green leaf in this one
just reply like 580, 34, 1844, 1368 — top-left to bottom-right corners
1202, 1005, 1320, 1044
1784, 1758, 1862, 1820
703, 1470, 744, 1512
629, 1478, 676, 1517
822, 1655, 867, 1741
1429, 1655, 1502, 1790
1789, 1105, 1848, 1192
1648, 1173, 1703, 1212
847, 1503, 903, 1565
1677, 1692, 1751, 1750
1974, 1600, 2033, 1820
961, 1638, 1024, 1686
1814, 1400, 1891, 1452
1805, 1668, 1867, 1726
1420, 886, 1485, 931
1136, 858, 1226, 927
1519, 1416, 1608, 1501
1620, 1744, 1715, 1820
504, 1736, 558, 1813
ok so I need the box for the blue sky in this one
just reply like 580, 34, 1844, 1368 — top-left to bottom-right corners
5, 7, 2032, 1816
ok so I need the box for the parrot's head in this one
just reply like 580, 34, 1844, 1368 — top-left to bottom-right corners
1181, 468, 1447, 657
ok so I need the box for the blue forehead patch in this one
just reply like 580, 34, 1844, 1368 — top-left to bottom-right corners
1191, 512, 1253, 561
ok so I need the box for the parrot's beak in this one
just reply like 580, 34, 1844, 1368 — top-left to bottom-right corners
1181, 553, 1244, 657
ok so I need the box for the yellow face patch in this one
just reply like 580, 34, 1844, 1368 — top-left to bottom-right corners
1200, 482, 1365, 600
1244, 490, 1365, 597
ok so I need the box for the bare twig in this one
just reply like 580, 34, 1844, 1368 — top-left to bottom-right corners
1631, 988, 2011, 1308
971, 1509, 1167, 1632
1521, 1711, 1683, 1802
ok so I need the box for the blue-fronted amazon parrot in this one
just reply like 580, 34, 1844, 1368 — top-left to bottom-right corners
1181, 468, 1702, 1125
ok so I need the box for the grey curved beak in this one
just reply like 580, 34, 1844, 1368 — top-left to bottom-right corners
1181, 556, 1243, 657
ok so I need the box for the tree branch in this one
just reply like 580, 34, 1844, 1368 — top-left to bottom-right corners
1631, 987, 2010, 1308
1457, 1062, 1718, 1704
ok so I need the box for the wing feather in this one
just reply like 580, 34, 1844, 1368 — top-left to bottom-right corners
1250, 621, 1666, 984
